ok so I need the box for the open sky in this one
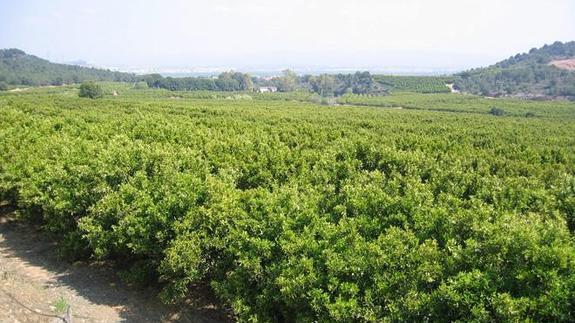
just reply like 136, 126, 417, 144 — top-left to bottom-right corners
0, 0, 574, 72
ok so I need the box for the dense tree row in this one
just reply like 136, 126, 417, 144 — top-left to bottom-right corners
0, 49, 137, 86
143, 71, 254, 92
1, 90, 574, 321
306, 71, 384, 96
144, 70, 384, 96
272, 71, 385, 96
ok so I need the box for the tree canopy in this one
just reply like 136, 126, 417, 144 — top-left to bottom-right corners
79, 81, 104, 99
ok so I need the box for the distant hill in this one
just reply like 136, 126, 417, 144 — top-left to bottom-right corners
454, 41, 575, 99
0, 49, 137, 86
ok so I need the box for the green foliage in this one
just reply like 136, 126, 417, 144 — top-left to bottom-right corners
217, 71, 253, 91
0, 81, 8, 91
305, 72, 382, 97
52, 296, 68, 314
133, 81, 149, 90
275, 69, 299, 92
1, 89, 575, 321
309, 74, 338, 96
253, 90, 314, 102
337, 92, 575, 118
489, 107, 505, 116
78, 81, 103, 99
144, 71, 253, 92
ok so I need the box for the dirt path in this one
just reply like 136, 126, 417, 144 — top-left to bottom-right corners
8, 88, 28, 92
0, 203, 232, 322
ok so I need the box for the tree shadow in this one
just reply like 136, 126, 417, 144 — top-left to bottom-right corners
0, 202, 233, 322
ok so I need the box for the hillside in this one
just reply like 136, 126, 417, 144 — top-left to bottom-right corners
454, 41, 575, 98
0, 49, 137, 87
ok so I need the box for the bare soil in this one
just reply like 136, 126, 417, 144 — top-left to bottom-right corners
549, 58, 575, 71
0, 202, 233, 323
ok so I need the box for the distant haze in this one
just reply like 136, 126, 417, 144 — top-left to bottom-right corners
1, 0, 574, 74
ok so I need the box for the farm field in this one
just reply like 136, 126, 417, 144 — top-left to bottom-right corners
373, 75, 452, 93
337, 92, 575, 117
1, 86, 575, 321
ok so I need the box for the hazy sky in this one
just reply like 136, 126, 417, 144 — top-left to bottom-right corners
1, 0, 574, 72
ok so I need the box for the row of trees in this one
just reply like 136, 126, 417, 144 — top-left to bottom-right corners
270, 70, 385, 96
144, 70, 385, 97
143, 71, 254, 92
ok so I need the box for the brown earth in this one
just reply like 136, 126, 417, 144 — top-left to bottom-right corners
549, 58, 575, 71
0, 202, 233, 323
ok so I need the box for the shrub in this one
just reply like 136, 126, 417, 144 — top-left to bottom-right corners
79, 81, 103, 99
0, 81, 8, 91
489, 106, 505, 116
133, 81, 149, 90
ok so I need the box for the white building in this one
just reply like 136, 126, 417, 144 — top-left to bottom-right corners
258, 86, 278, 93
